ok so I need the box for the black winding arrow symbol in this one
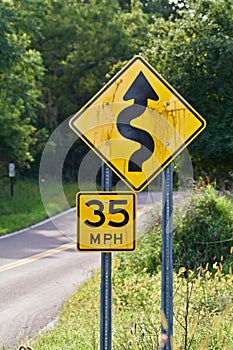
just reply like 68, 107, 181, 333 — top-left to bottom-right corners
117, 71, 159, 172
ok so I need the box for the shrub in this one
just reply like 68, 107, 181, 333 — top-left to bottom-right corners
173, 185, 233, 273
116, 218, 162, 276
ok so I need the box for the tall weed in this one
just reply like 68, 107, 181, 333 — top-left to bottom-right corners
30, 261, 233, 349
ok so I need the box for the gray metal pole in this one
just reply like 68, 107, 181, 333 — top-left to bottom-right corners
161, 163, 173, 349
100, 163, 112, 350
10, 177, 14, 197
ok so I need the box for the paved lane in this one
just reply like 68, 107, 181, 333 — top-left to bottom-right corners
0, 209, 100, 349
0, 191, 164, 349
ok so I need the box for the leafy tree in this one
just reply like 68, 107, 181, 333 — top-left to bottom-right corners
117, 0, 131, 11
118, 0, 178, 19
35, 0, 149, 131
142, 0, 233, 185
0, 0, 47, 170
141, 0, 175, 19
33, 0, 149, 180
32, 0, 79, 132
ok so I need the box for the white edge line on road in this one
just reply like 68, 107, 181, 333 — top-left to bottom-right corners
0, 205, 150, 273
0, 204, 149, 243
0, 193, 161, 241
0, 207, 76, 240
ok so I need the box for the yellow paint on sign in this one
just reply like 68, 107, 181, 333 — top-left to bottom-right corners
70, 56, 206, 191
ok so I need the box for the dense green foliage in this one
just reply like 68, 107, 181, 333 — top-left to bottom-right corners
0, 0, 232, 186
173, 185, 233, 273
35, 0, 148, 129
117, 186, 233, 275
117, 216, 162, 275
0, 0, 47, 169
143, 0, 233, 184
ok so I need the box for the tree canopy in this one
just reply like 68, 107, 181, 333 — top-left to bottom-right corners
34, 0, 148, 130
142, 0, 233, 184
0, 0, 232, 186
0, 0, 47, 168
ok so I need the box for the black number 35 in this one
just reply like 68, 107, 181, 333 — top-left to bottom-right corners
85, 200, 129, 228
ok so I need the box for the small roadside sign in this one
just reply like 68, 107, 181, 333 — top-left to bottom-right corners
9, 162, 15, 177
76, 192, 136, 252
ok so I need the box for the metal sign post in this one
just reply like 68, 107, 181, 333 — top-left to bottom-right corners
161, 163, 173, 349
100, 162, 112, 350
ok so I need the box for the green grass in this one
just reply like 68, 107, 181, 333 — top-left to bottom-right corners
18, 258, 231, 350
0, 178, 78, 236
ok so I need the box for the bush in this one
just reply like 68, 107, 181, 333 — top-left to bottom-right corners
117, 185, 233, 276
173, 185, 233, 273
117, 218, 162, 276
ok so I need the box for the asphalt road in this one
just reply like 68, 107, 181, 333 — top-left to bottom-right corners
0, 191, 163, 349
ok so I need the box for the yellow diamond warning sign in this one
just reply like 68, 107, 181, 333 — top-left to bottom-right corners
77, 192, 136, 252
69, 56, 206, 192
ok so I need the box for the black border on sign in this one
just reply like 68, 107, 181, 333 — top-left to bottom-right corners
76, 191, 137, 252
70, 56, 206, 192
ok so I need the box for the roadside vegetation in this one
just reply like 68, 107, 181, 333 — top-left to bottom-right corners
0, 178, 78, 236
12, 185, 231, 350
0, 180, 232, 349
1, 0, 233, 189
27, 264, 232, 349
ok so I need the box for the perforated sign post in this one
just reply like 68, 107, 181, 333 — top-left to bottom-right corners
70, 56, 206, 350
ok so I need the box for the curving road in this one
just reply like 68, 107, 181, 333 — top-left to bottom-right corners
0, 192, 163, 349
